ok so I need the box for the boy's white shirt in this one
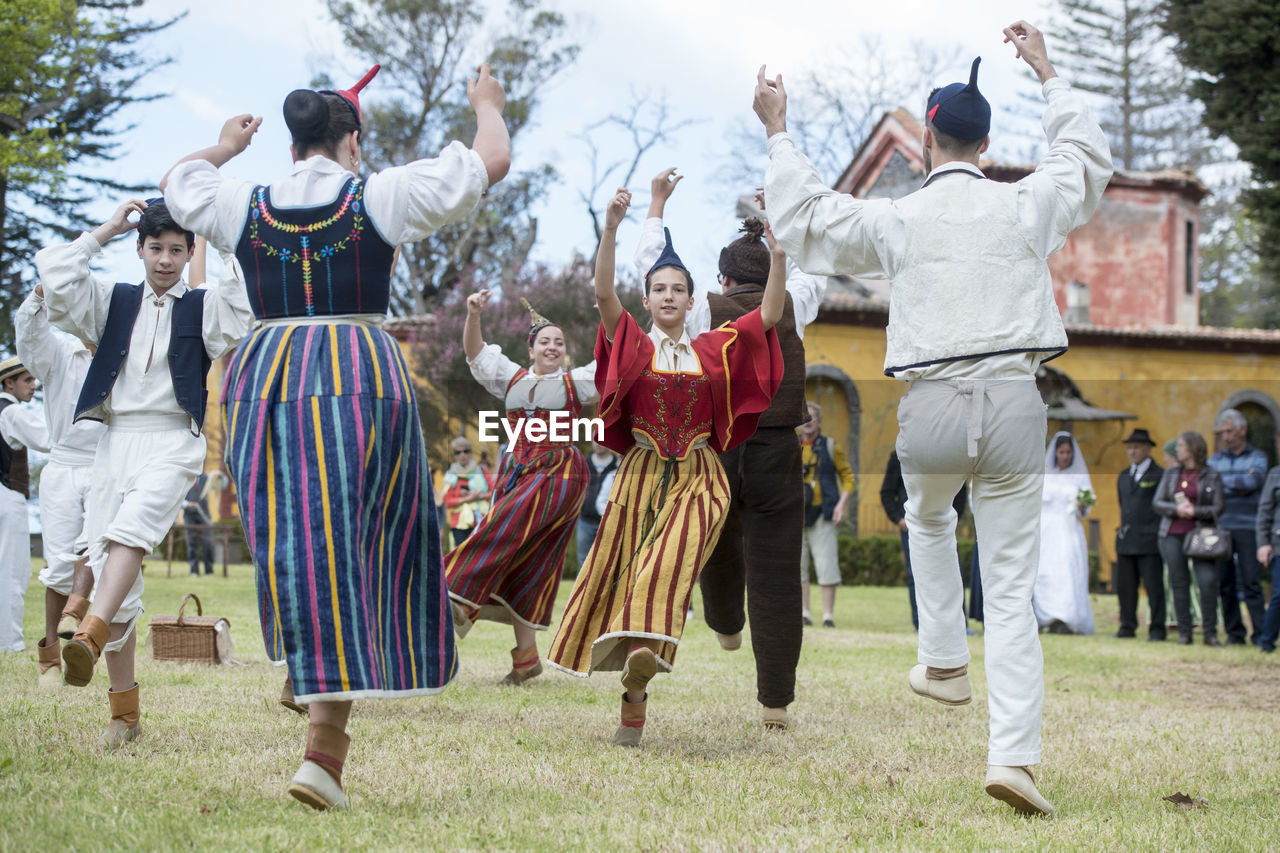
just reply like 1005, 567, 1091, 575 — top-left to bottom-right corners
13, 291, 104, 465
34, 232, 253, 426
0, 390, 49, 453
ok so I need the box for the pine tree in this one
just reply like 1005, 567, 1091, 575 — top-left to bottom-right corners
0, 0, 178, 349
1165, 0, 1280, 328
1050, 0, 1211, 171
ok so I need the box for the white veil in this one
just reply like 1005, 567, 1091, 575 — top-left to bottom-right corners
1045, 431, 1090, 483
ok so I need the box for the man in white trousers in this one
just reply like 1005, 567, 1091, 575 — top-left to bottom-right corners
15, 283, 105, 685
0, 356, 51, 652
755, 20, 1112, 814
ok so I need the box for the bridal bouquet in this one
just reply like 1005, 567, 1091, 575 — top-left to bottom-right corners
1074, 488, 1096, 515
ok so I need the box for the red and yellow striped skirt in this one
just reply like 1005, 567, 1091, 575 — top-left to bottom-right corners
547, 444, 729, 676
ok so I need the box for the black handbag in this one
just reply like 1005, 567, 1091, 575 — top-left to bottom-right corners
1183, 525, 1233, 561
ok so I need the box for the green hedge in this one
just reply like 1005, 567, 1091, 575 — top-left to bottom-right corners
562, 529, 1102, 592
835, 534, 1100, 591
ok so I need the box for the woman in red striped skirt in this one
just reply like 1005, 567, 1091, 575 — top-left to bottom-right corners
446, 290, 596, 684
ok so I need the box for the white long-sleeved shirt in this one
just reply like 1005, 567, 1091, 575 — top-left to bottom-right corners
14, 291, 104, 465
632, 217, 826, 339
765, 76, 1113, 380
35, 233, 253, 429
467, 344, 599, 411
0, 391, 49, 453
163, 143, 489, 255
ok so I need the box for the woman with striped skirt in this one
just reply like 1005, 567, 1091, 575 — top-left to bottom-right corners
446, 290, 595, 685
547, 188, 785, 746
162, 64, 511, 810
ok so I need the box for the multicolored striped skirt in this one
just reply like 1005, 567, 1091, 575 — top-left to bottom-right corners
223, 322, 457, 702
547, 444, 729, 676
445, 444, 587, 630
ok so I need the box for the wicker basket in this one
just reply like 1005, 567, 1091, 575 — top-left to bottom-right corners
150, 593, 230, 664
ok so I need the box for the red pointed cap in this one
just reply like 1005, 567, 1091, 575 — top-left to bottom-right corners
322, 64, 380, 126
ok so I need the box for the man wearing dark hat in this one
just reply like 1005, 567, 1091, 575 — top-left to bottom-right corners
1114, 428, 1165, 641
755, 20, 1112, 815
0, 356, 50, 653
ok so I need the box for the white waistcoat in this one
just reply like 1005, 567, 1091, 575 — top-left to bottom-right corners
884, 170, 1067, 376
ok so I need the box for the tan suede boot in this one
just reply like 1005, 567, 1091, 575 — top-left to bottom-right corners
280, 677, 308, 715
289, 723, 351, 811
57, 594, 90, 639
620, 646, 658, 694
62, 614, 110, 687
37, 637, 62, 689
499, 644, 543, 686
103, 683, 142, 749
612, 693, 647, 747
762, 705, 789, 731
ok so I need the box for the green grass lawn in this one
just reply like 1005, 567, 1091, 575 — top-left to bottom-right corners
1, 557, 1277, 851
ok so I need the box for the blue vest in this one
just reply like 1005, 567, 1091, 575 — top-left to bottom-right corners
74, 283, 211, 433
235, 176, 397, 319
813, 434, 840, 522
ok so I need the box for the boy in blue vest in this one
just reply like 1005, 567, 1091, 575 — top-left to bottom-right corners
35, 197, 251, 747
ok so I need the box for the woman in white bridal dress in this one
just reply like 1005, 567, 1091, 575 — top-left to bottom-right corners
1034, 431, 1096, 634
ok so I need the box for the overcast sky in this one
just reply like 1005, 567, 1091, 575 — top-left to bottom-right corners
83, 0, 1058, 282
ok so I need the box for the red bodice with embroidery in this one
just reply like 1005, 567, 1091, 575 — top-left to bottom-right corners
593, 310, 784, 460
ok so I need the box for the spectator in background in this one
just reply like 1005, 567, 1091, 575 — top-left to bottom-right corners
441, 437, 492, 549
1254, 464, 1280, 653
799, 402, 853, 628
881, 449, 972, 632
1159, 438, 1199, 628
182, 472, 216, 576
577, 441, 618, 570
1154, 431, 1224, 645
1113, 428, 1165, 640
1208, 408, 1268, 646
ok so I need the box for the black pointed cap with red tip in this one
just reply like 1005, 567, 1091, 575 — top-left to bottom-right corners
926, 57, 991, 142
321, 65, 380, 127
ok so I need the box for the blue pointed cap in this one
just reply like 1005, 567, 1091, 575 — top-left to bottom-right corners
647, 227, 691, 282
926, 57, 991, 142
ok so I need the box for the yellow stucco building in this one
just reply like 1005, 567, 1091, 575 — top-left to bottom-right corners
803, 305, 1280, 585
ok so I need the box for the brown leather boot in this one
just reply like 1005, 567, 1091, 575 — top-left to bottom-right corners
499, 644, 543, 686
58, 593, 90, 639
62, 615, 110, 687
280, 677, 308, 715
612, 693, 647, 747
37, 637, 62, 689
103, 683, 142, 749
289, 723, 351, 811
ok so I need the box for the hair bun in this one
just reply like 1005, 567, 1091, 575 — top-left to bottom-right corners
740, 217, 766, 242
283, 89, 329, 145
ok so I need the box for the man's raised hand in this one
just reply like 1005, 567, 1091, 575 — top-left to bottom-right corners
1002, 21, 1056, 84
753, 65, 787, 137
651, 168, 683, 204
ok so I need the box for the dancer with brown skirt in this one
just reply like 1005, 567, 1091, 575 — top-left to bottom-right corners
547, 187, 784, 747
